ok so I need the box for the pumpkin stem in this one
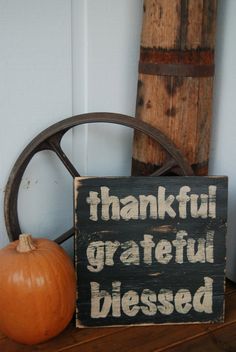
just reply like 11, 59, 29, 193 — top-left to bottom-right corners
16, 234, 37, 253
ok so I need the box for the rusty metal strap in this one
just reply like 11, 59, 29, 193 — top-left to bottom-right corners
139, 48, 215, 77
139, 62, 214, 77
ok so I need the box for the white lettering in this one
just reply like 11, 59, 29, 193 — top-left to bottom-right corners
193, 277, 213, 314
158, 186, 176, 219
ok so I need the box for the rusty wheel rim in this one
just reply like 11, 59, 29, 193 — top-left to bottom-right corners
4, 112, 194, 244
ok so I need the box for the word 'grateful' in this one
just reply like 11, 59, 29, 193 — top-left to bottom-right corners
86, 231, 214, 273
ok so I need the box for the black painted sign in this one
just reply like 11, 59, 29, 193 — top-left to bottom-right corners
74, 176, 227, 327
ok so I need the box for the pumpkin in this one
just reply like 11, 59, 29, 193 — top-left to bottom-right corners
0, 234, 76, 345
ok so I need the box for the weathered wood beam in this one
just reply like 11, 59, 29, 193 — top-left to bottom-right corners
132, 0, 217, 176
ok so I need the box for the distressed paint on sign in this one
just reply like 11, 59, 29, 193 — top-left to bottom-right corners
74, 176, 227, 327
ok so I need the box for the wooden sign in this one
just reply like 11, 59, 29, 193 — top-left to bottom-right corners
74, 176, 227, 327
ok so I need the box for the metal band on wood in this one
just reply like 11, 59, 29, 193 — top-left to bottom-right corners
139, 48, 215, 77
139, 62, 214, 77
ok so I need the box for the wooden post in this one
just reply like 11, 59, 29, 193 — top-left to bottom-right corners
132, 0, 217, 176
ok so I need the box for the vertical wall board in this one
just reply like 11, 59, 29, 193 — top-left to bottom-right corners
85, 0, 143, 176
0, 0, 72, 247
71, 0, 89, 176
209, 0, 236, 281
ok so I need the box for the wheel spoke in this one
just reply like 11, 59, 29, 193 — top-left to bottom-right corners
48, 142, 80, 177
150, 158, 177, 176
55, 227, 74, 244
5, 113, 193, 243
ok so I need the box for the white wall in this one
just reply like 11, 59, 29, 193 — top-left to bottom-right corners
0, 0, 73, 250
72, 0, 142, 176
209, 0, 236, 281
0, 0, 143, 255
0, 0, 236, 280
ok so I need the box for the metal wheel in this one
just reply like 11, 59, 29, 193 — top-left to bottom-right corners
4, 112, 194, 244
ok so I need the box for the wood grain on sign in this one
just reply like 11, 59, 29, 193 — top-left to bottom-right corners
132, 0, 217, 176
74, 176, 227, 327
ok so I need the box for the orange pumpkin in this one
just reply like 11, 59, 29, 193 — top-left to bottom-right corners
0, 234, 76, 345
